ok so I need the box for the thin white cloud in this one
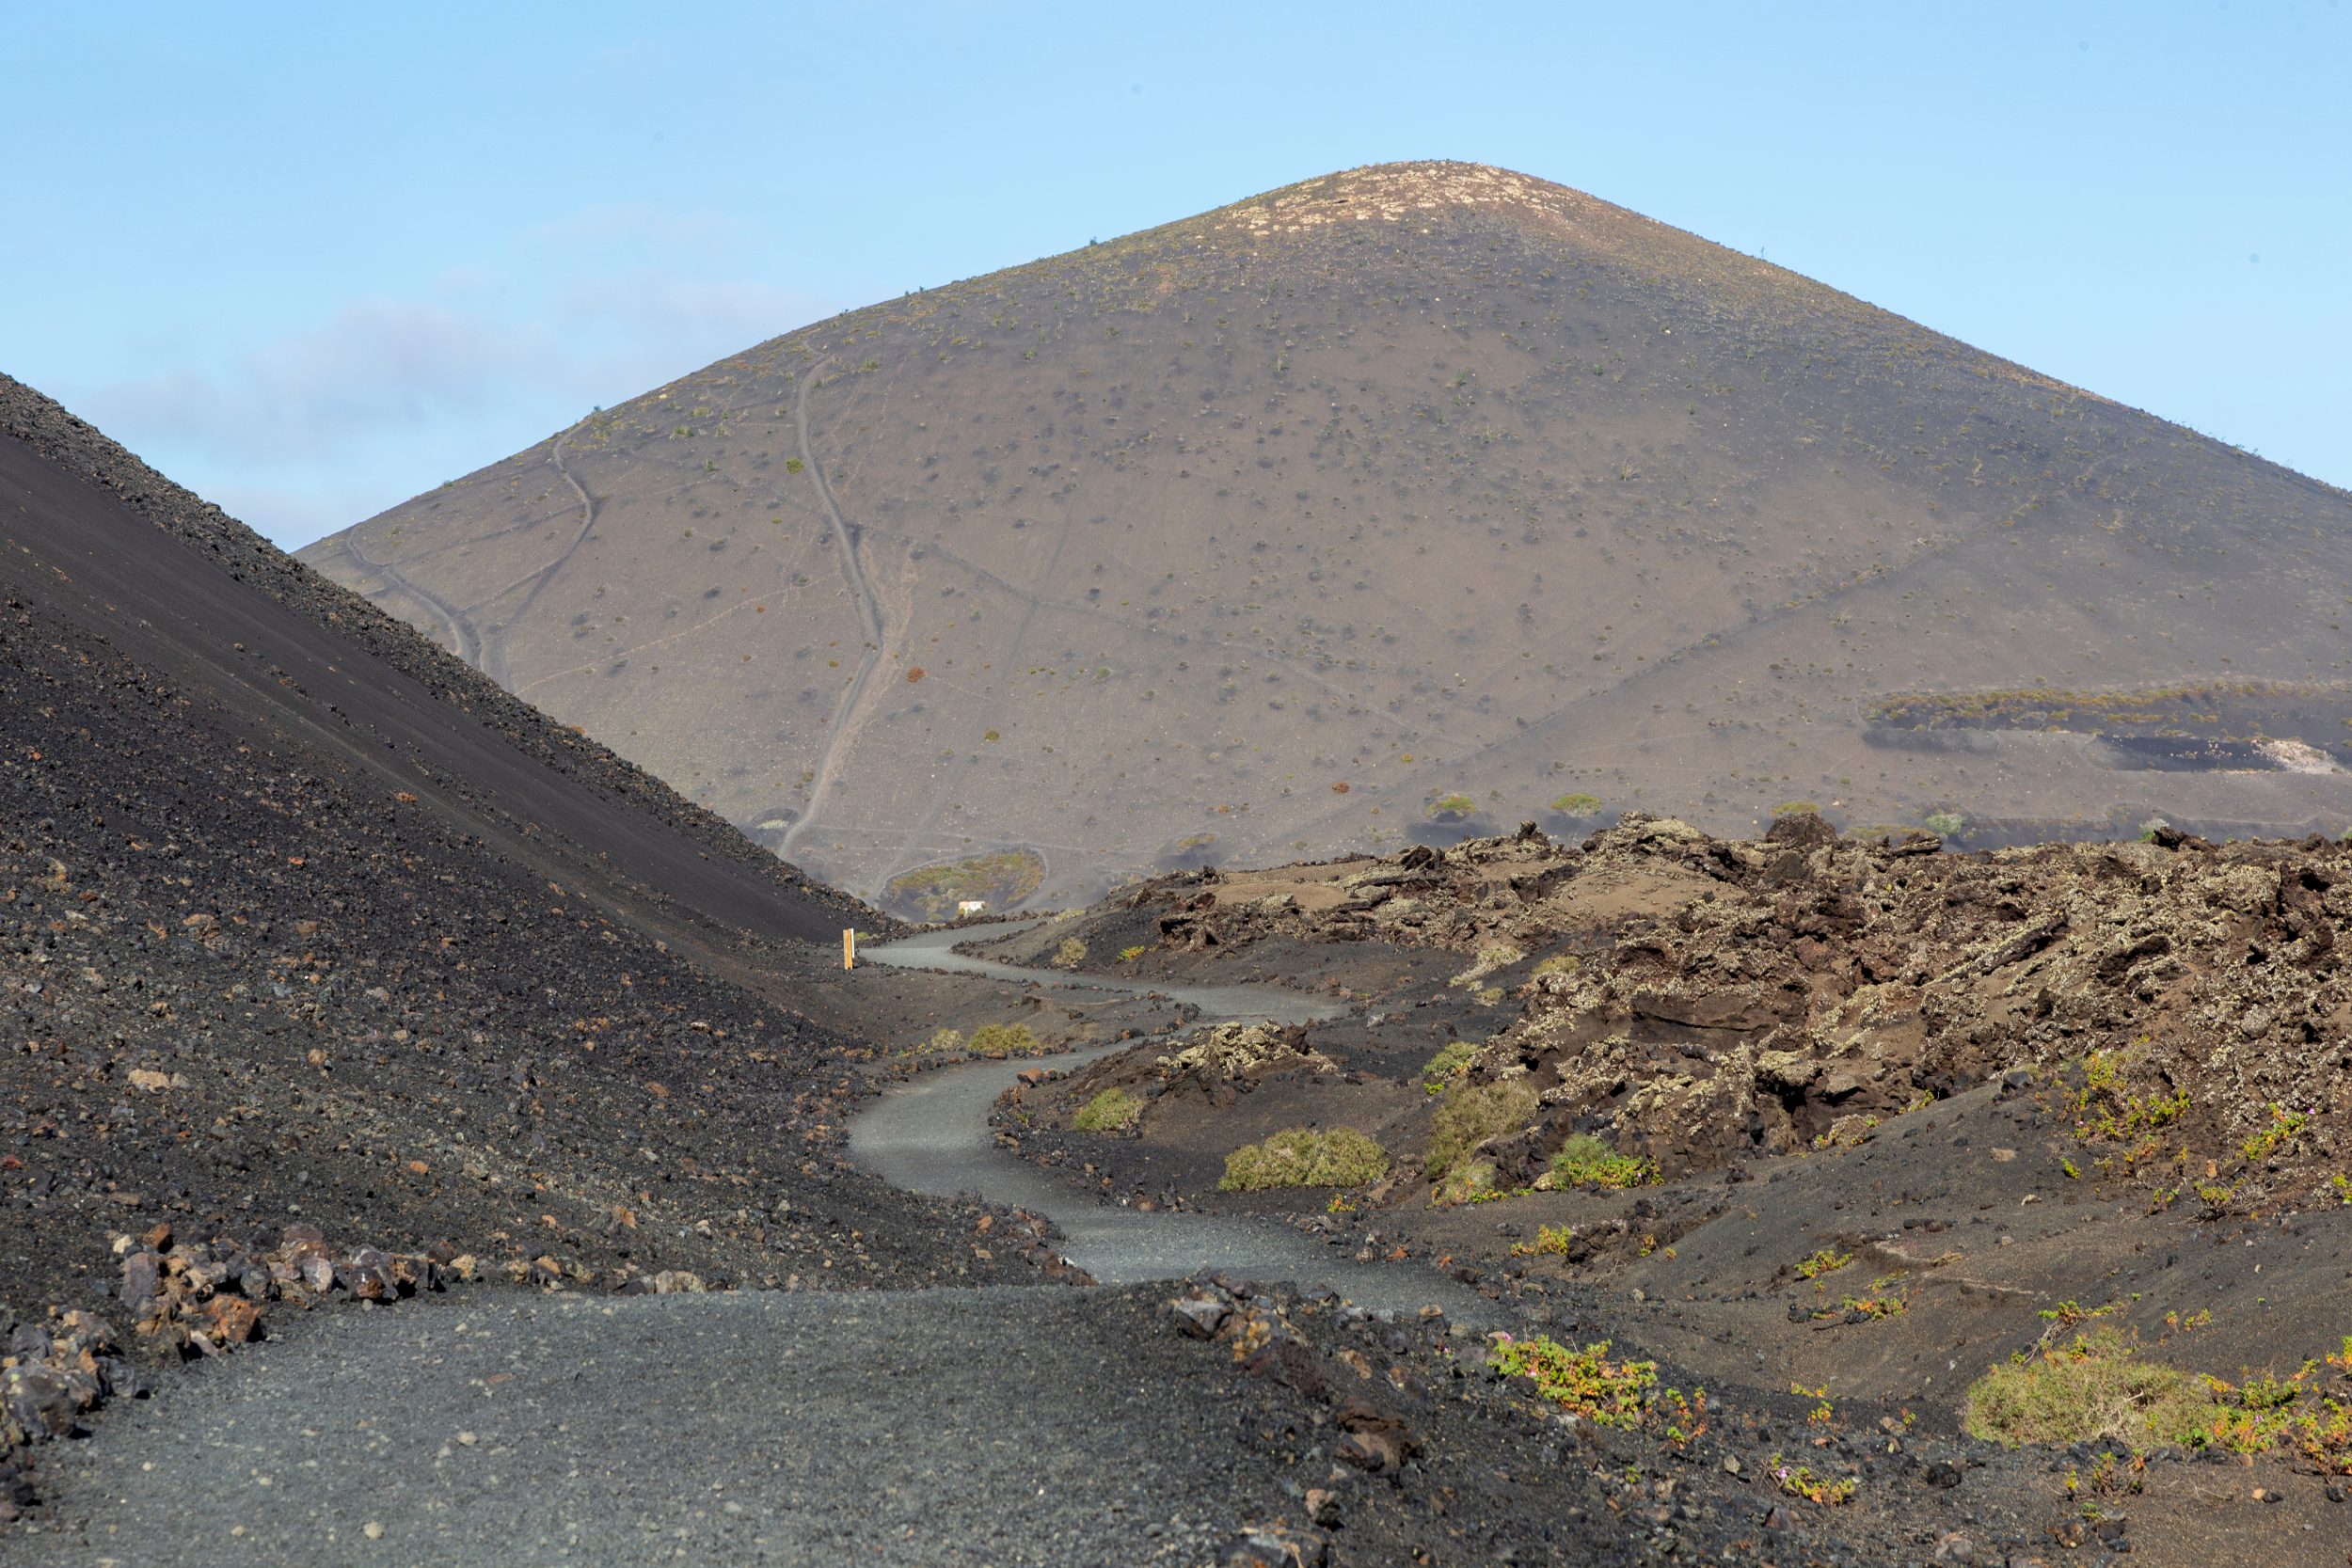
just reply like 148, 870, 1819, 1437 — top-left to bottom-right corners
554, 270, 806, 350
67, 204, 839, 544
85, 299, 552, 460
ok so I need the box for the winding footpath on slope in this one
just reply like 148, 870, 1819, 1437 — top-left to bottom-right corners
777, 362, 888, 868
21, 931, 1486, 1568
477, 423, 603, 689
327, 532, 485, 671
854, 927, 1490, 1314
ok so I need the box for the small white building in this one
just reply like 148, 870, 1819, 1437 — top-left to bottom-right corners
957, 899, 988, 917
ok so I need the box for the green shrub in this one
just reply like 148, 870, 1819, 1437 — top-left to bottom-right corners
1509, 1223, 1574, 1258
1551, 793, 1603, 816
1421, 1039, 1475, 1091
1426, 1080, 1539, 1182
1922, 810, 1966, 837
1052, 936, 1088, 969
1073, 1088, 1143, 1132
1431, 1159, 1500, 1206
1426, 792, 1477, 819
1964, 1328, 2352, 1466
1769, 1458, 1857, 1506
1530, 953, 1581, 981
1772, 800, 1822, 817
968, 1022, 1044, 1057
1548, 1133, 1658, 1190
1117, 944, 1145, 962
1963, 1328, 2211, 1449
916, 1027, 963, 1056
1489, 1335, 1658, 1426
1487, 1334, 1708, 1445
1795, 1246, 1852, 1280
1218, 1128, 1390, 1191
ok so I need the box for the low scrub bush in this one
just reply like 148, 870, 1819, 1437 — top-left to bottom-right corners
1805, 1275, 1909, 1322
1073, 1087, 1143, 1132
2070, 1046, 2188, 1143
1964, 1326, 2352, 1470
1420, 1040, 1475, 1092
899, 1027, 962, 1057
1430, 1159, 1500, 1207
1965, 1328, 2216, 1448
1508, 1224, 1575, 1259
1218, 1128, 1390, 1192
1769, 1458, 1857, 1505
1547, 1133, 1657, 1190
1426, 1080, 1538, 1182
2242, 1102, 2309, 1164
1795, 1247, 1851, 1280
1488, 1334, 1707, 1444
1052, 936, 1089, 969
968, 1022, 1045, 1057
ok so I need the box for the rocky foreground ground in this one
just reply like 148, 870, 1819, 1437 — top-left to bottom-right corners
979, 815, 2352, 1563
0, 380, 1090, 1530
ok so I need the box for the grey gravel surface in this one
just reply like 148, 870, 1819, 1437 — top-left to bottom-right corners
855, 929, 1492, 1321
861, 926, 1343, 1025
13, 931, 1485, 1568
16, 1288, 1295, 1568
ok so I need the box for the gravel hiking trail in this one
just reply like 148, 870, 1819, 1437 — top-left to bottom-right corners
13, 929, 1484, 1568
854, 927, 1492, 1320
20, 1290, 1310, 1568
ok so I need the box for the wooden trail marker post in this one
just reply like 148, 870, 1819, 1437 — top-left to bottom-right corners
843, 928, 855, 971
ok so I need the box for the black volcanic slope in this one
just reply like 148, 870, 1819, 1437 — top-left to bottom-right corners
307, 161, 2352, 910
0, 375, 1022, 1325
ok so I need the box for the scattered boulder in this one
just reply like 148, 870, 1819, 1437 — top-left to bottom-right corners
1330, 1395, 1421, 1475
1170, 1291, 1232, 1339
1218, 1524, 1329, 1568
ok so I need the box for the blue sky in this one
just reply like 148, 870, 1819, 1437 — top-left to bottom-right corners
5, 2, 2345, 547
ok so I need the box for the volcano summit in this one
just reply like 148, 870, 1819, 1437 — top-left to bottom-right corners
304, 162, 2352, 912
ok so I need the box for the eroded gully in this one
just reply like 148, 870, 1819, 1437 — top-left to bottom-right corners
850, 925, 1494, 1323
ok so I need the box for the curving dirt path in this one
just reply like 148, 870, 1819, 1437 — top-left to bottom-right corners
326, 532, 485, 671
852, 927, 1492, 1321
16, 930, 1488, 1568
778, 364, 887, 867
477, 422, 602, 689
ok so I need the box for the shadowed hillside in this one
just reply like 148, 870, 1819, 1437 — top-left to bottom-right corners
304, 162, 2352, 910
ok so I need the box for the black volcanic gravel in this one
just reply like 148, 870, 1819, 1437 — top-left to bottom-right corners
0, 392, 1041, 1330
0, 373, 869, 931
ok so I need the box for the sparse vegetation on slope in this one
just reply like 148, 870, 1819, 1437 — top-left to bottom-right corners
1218, 1128, 1390, 1191
1427, 1081, 1539, 1184
1965, 1327, 2352, 1471
1073, 1088, 1144, 1132
1546, 1133, 1657, 1190
302, 164, 2352, 904
879, 848, 1045, 921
